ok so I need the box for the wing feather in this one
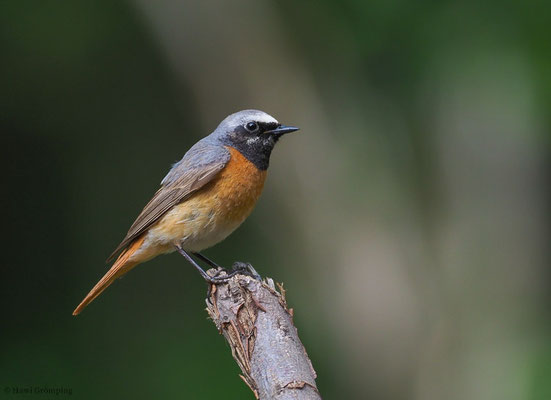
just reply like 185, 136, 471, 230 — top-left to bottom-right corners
106, 142, 230, 262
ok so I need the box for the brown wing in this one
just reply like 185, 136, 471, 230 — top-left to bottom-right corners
106, 143, 230, 262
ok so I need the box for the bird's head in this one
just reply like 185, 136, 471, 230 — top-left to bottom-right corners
214, 109, 299, 170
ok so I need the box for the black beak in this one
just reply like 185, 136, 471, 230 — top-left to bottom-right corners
267, 125, 300, 136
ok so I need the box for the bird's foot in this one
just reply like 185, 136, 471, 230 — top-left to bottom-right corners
206, 263, 261, 282
231, 261, 262, 281
205, 268, 237, 283
190, 252, 261, 281
204, 263, 262, 302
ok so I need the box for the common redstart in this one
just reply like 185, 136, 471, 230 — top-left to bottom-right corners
73, 110, 298, 315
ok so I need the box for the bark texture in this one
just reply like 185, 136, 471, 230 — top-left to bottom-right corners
206, 268, 321, 400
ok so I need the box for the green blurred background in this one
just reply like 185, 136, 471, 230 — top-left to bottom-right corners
2, 1, 550, 399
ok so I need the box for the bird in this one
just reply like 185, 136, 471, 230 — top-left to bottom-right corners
72, 110, 298, 315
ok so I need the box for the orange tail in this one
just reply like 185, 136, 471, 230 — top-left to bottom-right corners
72, 236, 145, 316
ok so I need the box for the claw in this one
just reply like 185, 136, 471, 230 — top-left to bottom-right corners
176, 247, 262, 286
231, 262, 262, 281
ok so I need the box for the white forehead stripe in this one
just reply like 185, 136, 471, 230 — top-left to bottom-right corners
226, 110, 278, 126
252, 113, 278, 124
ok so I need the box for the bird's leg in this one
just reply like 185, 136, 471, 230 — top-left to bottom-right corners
194, 252, 262, 281
192, 252, 224, 269
175, 246, 239, 283
192, 252, 232, 281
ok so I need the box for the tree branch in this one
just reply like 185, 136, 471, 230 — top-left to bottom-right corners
205, 268, 321, 400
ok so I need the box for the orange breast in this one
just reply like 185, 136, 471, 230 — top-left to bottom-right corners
211, 146, 268, 222
141, 146, 268, 254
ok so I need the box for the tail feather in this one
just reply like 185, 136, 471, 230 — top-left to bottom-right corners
72, 236, 145, 316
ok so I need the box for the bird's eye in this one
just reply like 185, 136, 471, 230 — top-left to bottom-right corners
245, 121, 259, 132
